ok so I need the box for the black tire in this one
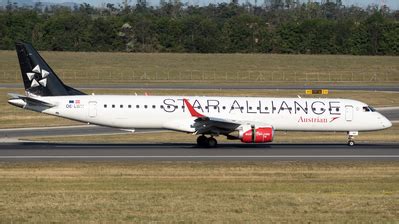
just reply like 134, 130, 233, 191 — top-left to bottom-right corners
208, 137, 218, 148
197, 135, 208, 147
348, 140, 355, 147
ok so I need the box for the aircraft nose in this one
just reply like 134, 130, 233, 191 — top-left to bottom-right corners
377, 112, 392, 129
384, 117, 393, 128
380, 114, 392, 129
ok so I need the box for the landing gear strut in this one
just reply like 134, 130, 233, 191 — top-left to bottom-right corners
196, 135, 218, 148
347, 131, 358, 147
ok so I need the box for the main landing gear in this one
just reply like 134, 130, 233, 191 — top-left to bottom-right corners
347, 131, 358, 147
197, 135, 218, 148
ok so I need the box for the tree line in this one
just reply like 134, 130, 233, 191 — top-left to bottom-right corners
0, 2, 398, 55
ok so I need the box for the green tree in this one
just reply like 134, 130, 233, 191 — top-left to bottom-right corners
380, 22, 399, 55
275, 22, 301, 53
222, 14, 261, 52
181, 15, 221, 53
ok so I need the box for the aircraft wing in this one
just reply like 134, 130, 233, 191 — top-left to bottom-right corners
183, 99, 248, 135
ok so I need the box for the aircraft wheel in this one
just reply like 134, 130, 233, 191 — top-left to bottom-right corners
197, 135, 208, 147
208, 137, 218, 148
348, 140, 355, 147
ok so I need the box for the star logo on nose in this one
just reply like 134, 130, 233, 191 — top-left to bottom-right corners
26, 65, 49, 88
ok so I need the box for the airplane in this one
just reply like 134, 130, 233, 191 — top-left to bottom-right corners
8, 42, 392, 147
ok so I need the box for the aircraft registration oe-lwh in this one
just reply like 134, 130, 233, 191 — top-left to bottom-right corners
8, 42, 392, 147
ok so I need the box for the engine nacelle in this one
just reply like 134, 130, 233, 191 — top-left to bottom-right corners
240, 126, 274, 143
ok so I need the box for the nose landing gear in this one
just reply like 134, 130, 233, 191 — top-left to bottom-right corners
348, 139, 355, 146
347, 131, 358, 147
197, 135, 218, 148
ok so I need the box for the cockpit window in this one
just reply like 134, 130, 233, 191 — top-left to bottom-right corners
363, 106, 376, 112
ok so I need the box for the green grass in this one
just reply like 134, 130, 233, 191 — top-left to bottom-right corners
0, 161, 398, 223
1, 51, 398, 85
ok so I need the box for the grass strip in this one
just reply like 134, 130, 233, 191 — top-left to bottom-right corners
0, 161, 398, 223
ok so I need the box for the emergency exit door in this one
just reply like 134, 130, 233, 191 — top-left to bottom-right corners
345, 105, 353, 121
89, 101, 97, 118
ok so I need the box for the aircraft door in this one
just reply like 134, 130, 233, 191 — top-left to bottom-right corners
89, 101, 97, 118
345, 105, 353, 121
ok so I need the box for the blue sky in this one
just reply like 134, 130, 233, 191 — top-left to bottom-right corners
50, 0, 399, 9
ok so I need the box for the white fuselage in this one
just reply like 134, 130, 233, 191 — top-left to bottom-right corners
27, 95, 392, 133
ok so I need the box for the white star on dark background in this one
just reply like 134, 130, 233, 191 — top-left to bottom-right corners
26, 65, 49, 88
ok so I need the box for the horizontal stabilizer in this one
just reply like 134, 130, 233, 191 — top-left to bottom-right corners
8, 93, 55, 108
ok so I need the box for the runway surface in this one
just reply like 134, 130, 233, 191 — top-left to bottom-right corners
0, 142, 398, 161
377, 107, 399, 121
2, 83, 399, 92
0, 125, 163, 138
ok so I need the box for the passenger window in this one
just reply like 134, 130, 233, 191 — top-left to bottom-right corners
128, 105, 131, 108
104, 104, 107, 108
144, 105, 148, 109
152, 105, 156, 109
112, 105, 115, 108
136, 105, 140, 108
222, 106, 226, 110
120, 105, 123, 108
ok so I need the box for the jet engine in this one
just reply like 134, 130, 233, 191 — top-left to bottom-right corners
228, 125, 274, 143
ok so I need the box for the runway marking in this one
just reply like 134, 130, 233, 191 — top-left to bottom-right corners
0, 155, 399, 159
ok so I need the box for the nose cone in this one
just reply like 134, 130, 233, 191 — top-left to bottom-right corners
384, 117, 393, 128
379, 113, 392, 129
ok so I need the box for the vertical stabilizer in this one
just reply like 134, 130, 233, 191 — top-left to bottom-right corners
15, 42, 86, 96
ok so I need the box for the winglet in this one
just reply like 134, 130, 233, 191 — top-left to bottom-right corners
183, 99, 204, 118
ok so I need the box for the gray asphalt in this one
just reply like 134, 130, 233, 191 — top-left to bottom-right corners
2, 83, 399, 92
378, 108, 399, 121
0, 142, 398, 161
0, 125, 163, 138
